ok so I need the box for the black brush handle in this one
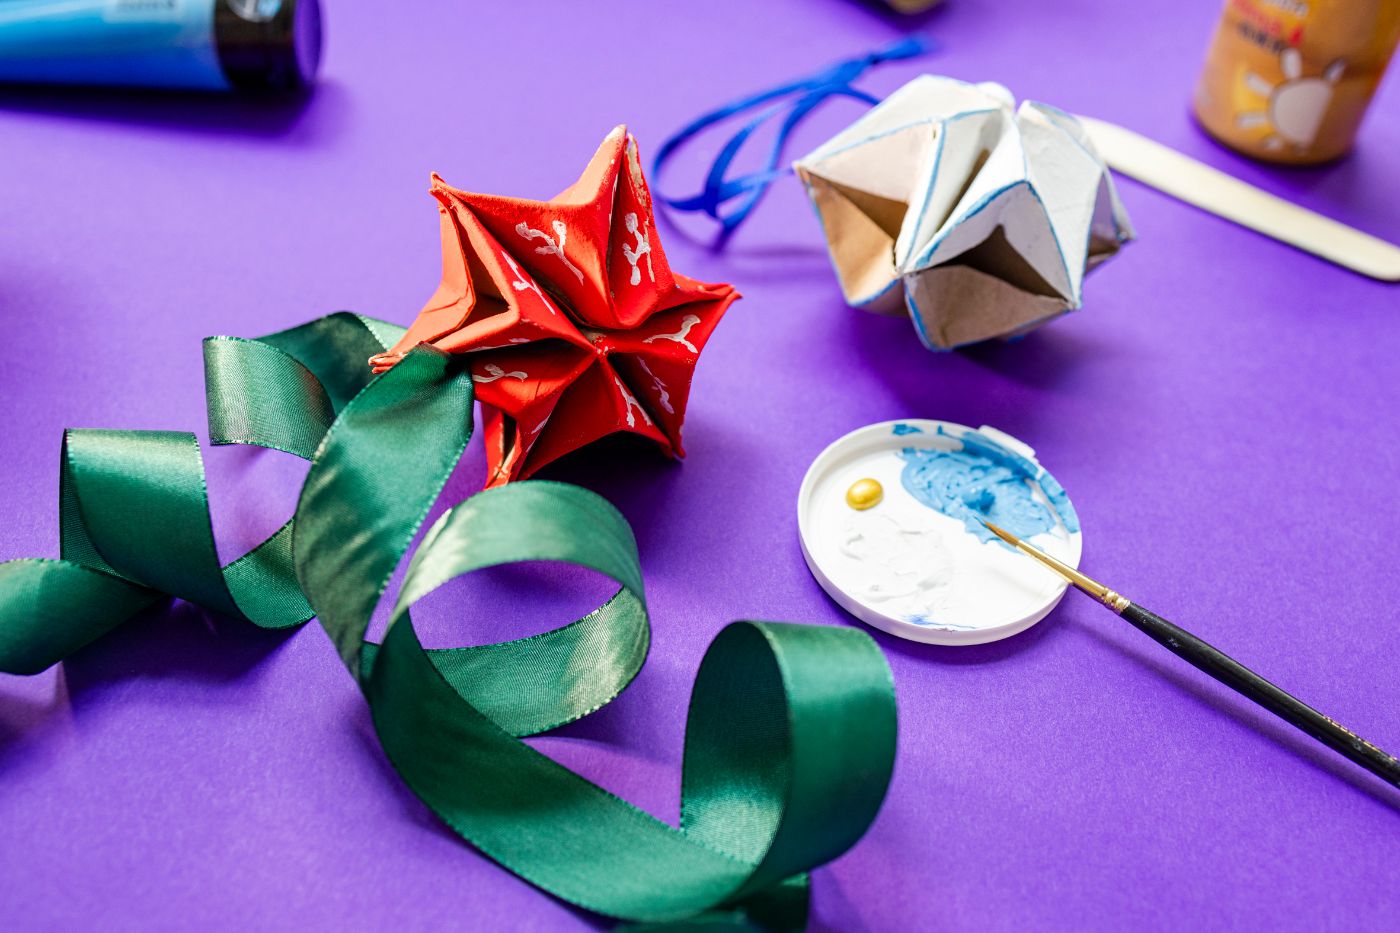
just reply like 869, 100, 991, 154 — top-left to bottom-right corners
1120, 603, 1400, 789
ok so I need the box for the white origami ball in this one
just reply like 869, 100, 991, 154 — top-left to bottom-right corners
794, 76, 1135, 350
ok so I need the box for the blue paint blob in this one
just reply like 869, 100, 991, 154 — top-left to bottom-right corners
898, 427, 1079, 548
903, 613, 980, 631
891, 423, 924, 436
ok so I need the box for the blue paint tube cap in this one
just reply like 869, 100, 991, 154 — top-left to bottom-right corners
216, 0, 322, 93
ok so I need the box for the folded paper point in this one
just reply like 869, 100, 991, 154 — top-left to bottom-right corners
375, 126, 739, 486
793, 75, 1134, 350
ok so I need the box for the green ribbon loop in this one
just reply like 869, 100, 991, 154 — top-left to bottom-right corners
0, 312, 897, 930
370, 481, 651, 736
0, 312, 398, 673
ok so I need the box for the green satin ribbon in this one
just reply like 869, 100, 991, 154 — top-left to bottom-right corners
0, 312, 897, 930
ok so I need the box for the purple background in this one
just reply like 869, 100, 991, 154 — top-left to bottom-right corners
3, 1, 1400, 929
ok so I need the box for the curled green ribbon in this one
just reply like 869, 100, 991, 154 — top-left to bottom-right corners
0, 313, 897, 929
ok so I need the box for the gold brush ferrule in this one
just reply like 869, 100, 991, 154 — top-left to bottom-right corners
1099, 588, 1131, 614
980, 519, 1131, 614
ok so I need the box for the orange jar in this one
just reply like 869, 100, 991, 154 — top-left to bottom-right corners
1194, 0, 1400, 163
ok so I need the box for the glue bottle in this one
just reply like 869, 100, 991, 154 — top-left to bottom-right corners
1193, 0, 1400, 163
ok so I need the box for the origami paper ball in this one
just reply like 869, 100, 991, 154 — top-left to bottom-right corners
372, 126, 739, 487
794, 76, 1134, 350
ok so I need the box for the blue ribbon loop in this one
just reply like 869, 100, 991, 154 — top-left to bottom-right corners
652, 35, 936, 246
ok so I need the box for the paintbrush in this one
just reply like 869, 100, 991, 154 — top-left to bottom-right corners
980, 519, 1400, 790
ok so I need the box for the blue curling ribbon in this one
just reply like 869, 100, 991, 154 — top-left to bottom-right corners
651, 35, 936, 245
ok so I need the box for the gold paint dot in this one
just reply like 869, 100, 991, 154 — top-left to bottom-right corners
845, 478, 883, 511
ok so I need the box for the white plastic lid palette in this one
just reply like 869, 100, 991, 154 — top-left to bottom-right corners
797, 420, 1083, 645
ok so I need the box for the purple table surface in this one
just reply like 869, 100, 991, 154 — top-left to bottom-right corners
3, 1, 1400, 930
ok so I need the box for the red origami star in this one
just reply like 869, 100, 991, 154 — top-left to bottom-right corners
370, 126, 738, 487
